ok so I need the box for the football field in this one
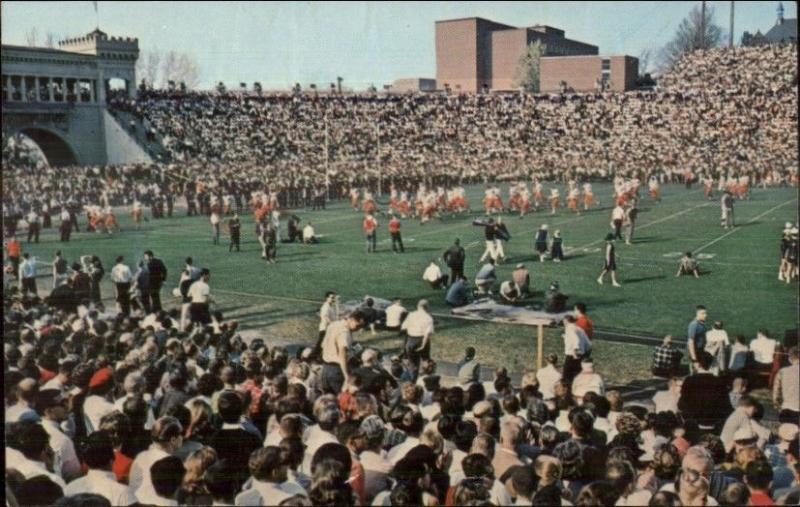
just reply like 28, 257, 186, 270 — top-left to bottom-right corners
21, 183, 799, 386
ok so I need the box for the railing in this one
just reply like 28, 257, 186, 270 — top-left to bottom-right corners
107, 109, 172, 162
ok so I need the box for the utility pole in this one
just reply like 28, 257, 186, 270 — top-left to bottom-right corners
729, 1, 735, 49
324, 117, 330, 198
375, 122, 382, 197
700, 0, 707, 50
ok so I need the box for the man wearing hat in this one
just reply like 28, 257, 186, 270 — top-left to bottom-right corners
597, 233, 621, 287
84, 366, 116, 434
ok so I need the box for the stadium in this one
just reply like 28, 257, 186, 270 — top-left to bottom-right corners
2, 2, 799, 506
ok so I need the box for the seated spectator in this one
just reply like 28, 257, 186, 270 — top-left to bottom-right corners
138, 455, 185, 506
571, 359, 605, 403
729, 334, 750, 373
384, 298, 407, 330
475, 259, 497, 295
445, 275, 471, 308
499, 279, 521, 304
544, 281, 568, 313
651, 335, 683, 378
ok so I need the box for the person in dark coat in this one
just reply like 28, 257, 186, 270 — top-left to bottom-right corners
535, 224, 549, 262
678, 350, 732, 433
597, 234, 621, 287
228, 214, 241, 252
443, 238, 466, 285
143, 250, 168, 313
207, 391, 262, 490
551, 230, 564, 262
70, 263, 91, 305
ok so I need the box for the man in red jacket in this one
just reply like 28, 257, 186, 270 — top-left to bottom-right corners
389, 215, 404, 253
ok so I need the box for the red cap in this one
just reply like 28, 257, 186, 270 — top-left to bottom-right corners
89, 367, 113, 389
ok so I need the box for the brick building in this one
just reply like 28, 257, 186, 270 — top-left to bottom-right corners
435, 17, 598, 92
540, 55, 638, 93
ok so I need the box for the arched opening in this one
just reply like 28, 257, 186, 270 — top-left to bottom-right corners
106, 77, 129, 103
18, 128, 78, 167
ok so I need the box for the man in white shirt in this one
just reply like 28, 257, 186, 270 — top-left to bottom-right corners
401, 300, 435, 379
37, 389, 82, 482
136, 456, 184, 506
130, 416, 183, 501
6, 422, 66, 488
114, 372, 157, 430
773, 347, 800, 422
536, 354, 562, 400
422, 260, 448, 289
236, 447, 307, 506
359, 415, 393, 502
652, 377, 683, 414
571, 359, 605, 402
320, 312, 366, 394
19, 253, 37, 296
7, 378, 41, 424
64, 431, 137, 505
562, 315, 592, 386
750, 330, 776, 369
318, 292, 338, 340
301, 400, 340, 474
83, 368, 116, 434
385, 298, 407, 330
110, 255, 133, 316
303, 222, 317, 243
188, 268, 212, 327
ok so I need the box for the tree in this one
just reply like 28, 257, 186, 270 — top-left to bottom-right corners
514, 40, 546, 93
136, 50, 162, 88
44, 32, 56, 48
658, 4, 724, 70
159, 50, 200, 90
638, 48, 653, 76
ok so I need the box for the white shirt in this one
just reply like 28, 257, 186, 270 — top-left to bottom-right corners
19, 258, 37, 279
83, 395, 116, 434
385, 303, 407, 328
750, 334, 776, 365
563, 324, 591, 358
303, 224, 315, 240
401, 309, 434, 338
537, 364, 562, 400
572, 371, 605, 398
64, 469, 138, 506
235, 479, 307, 506
361, 449, 393, 501
6, 449, 67, 488
188, 279, 211, 303
111, 263, 133, 283
302, 425, 338, 474
42, 419, 81, 482
319, 300, 338, 332
422, 263, 443, 283
130, 444, 170, 498
114, 394, 157, 430
321, 320, 352, 364
387, 436, 420, 464
652, 390, 679, 414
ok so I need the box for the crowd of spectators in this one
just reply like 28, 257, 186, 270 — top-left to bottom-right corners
3, 43, 799, 506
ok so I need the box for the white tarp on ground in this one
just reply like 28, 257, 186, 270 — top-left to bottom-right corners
450, 298, 572, 326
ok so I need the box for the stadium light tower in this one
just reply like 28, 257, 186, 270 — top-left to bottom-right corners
729, 1, 734, 49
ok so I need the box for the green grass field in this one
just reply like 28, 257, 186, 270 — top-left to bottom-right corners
21, 183, 799, 387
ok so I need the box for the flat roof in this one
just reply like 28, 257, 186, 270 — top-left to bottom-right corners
435, 17, 514, 28
1, 44, 93, 58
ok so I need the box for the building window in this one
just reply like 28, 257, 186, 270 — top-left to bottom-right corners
601, 58, 611, 71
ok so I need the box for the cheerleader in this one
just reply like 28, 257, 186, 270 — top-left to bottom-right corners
549, 188, 560, 215
104, 207, 119, 234
550, 230, 564, 262
597, 233, 621, 287
567, 187, 580, 215
648, 177, 661, 202
398, 191, 412, 218
583, 182, 594, 210
363, 189, 377, 215
533, 180, 544, 210
535, 224, 549, 262
518, 187, 531, 218
389, 185, 399, 213
703, 175, 714, 200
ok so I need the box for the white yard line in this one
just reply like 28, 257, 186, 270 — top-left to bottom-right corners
692, 198, 798, 254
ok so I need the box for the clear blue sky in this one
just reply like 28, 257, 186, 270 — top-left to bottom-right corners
2, 1, 795, 89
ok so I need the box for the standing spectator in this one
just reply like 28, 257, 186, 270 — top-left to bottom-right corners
687, 305, 709, 373
207, 392, 262, 489
721, 190, 735, 229
87, 256, 105, 304
624, 202, 638, 245
19, 253, 37, 297
111, 256, 133, 316
443, 238, 466, 285
6, 235, 22, 278
678, 351, 732, 432
315, 291, 339, 358
749, 330, 777, 377
652, 377, 682, 414
652, 335, 683, 378
597, 234, 621, 287
389, 215, 404, 253
52, 250, 68, 289
26, 208, 40, 243
210, 209, 221, 245
706, 321, 730, 375
320, 312, 367, 394
574, 303, 594, 340
537, 354, 562, 400
773, 347, 799, 423
37, 389, 81, 482
129, 416, 184, 499
401, 300, 435, 379
143, 250, 168, 313
188, 269, 212, 328
562, 315, 592, 386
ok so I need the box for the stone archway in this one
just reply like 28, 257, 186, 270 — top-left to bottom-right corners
18, 127, 79, 166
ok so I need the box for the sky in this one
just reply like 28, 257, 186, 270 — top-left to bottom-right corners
2, 1, 796, 90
